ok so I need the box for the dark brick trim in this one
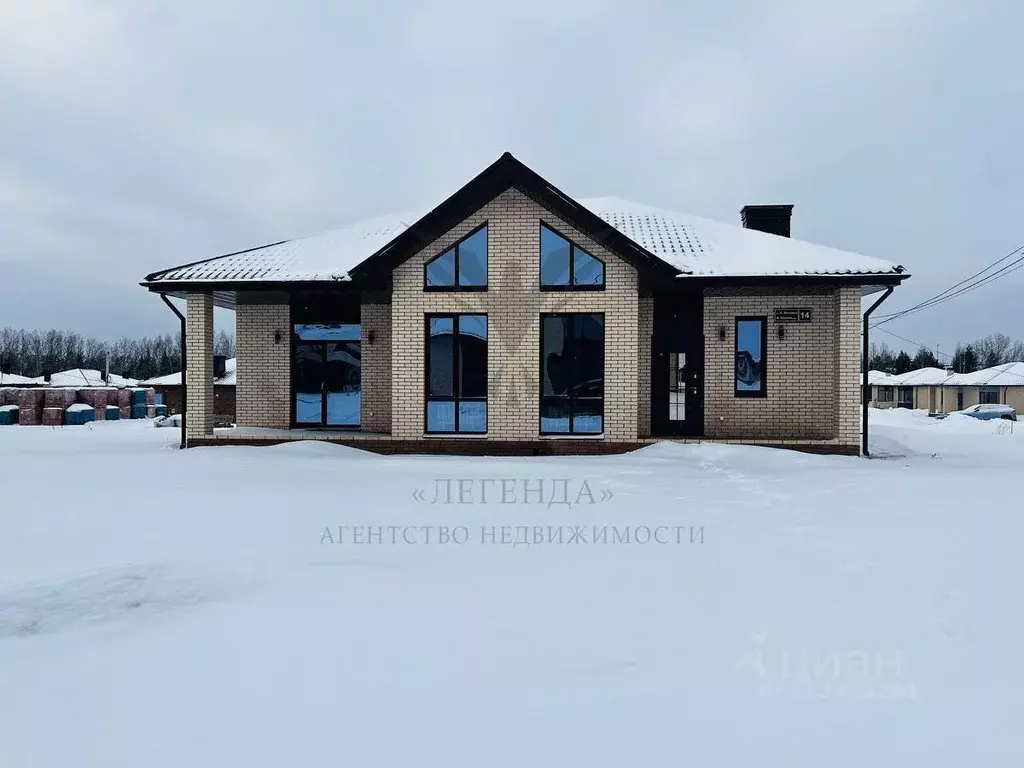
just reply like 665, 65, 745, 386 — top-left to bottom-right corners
185, 436, 861, 457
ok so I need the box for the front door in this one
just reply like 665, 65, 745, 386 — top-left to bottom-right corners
651, 296, 704, 436
293, 324, 362, 427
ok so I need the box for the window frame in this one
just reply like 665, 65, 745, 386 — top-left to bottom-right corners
877, 386, 895, 402
733, 316, 768, 398
538, 221, 606, 291
538, 312, 606, 436
423, 222, 489, 291
979, 386, 1001, 405
423, 313, 488, 434
290, 323, 362, 429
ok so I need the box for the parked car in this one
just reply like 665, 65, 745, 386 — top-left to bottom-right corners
957, 404, 1017, 421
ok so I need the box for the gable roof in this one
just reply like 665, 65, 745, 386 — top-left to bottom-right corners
141, 358, 237, 387
142, 152, 907, 295
0, 371, 39, 386
46, 369, 139, 388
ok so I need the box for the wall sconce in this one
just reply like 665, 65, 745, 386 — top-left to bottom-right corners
273, 329, 282, 344
777, 325, 786, 341
717, 326, 727, 341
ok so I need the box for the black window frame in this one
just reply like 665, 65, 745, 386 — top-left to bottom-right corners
877, 386, 895, 402
424, 313, 488, 434
539, 221, 605, 291
423, 222, 489, 291
539, 312, 606, 435
734, 316, 768, 398
290, 323, 362, 429
979, 387, 1001, 405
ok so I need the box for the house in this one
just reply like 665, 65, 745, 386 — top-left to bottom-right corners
141, 358, 236, 422
0, 371, 41, 387
140, 153, 908, 455
868, 362, 1024, 413
43, 369, 139, 388
867, 370, 900, 408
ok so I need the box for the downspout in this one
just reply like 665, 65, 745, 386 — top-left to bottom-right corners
862, 286, 895, 456
160, 294, 187, 450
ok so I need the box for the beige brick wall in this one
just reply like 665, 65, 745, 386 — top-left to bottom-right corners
185, 292, 214, 440
360, 302, 392, 432
236, 295, 291, 429
637, 296, 653, 437
702, 285, 861, 448
835, 286, 862, 446
390, 188, 639, 440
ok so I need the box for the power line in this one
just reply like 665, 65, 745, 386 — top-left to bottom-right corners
873, 243, 1024, 326
875, 253, 1024, 326
871, 327, 953, 360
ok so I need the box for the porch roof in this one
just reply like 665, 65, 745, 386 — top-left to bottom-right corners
141, 153, 907, 297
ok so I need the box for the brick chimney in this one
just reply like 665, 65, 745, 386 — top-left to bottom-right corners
741, 205, 793, 238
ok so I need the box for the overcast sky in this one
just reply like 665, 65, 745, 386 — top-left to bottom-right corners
1, 0, 1021, 356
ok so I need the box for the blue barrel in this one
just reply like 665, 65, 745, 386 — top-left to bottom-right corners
105, 405, 120, 421
0, 406, 19, 425
131, 404, 148, 419
155, 404, 168, 417
65, 406, 95, 425
130, 389, 147, 406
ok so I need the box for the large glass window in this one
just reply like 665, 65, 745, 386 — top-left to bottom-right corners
734, 317, 766, 397
540, 314, 604, 434
979, 387, 1001, 404
425, 224, 488, 289
540, 223, 605, 290
426, 314, 487, 433
293, 324, 361, 426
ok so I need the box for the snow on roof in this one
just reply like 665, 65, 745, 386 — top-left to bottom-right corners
893, 367, 952, 386
0, 371, 38, 386
884, 362, 1024, 388
141, 358, 236, 387
148, 212, 425, 284
145, 198, 902, 285
946, 361, 1024, 387
47, 369, 139, 388
868, 370, 900, 385
579, 197, 902, 277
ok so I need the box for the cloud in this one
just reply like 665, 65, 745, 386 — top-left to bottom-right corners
0, 0, 1020, 350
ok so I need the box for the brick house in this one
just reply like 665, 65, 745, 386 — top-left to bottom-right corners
141, 153, 908, 455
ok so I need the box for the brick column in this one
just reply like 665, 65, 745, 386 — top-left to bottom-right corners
235, 294, 291, 429
834, 286, 863, 452
186, 292, 214, 441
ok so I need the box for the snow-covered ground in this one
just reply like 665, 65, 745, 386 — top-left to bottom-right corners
0, 412, 1019, 766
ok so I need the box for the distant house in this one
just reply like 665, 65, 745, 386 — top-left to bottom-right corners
141, 358, 236, 422
869, 362, 1024, 412
140, 152, 909, 454
44, 369, 139, 388
0, 371, 41, 387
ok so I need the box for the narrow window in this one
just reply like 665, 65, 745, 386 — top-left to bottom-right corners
540, 223, 605, 290
540, 313, 604, 434
425, 314, 487, 433
734, 317, 767, 397
424, 224, 488, 289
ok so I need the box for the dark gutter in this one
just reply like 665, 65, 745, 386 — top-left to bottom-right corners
862, 286, 895, 456
160, 294, 187, 450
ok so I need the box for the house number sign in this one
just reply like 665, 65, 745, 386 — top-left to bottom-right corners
774, 308, 812, 323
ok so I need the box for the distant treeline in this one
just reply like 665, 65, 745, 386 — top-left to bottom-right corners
0, 327, 235, 381
870, 333, 1024, 375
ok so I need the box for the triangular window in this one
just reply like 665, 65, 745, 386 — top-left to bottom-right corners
425, 224, 488, 289
540, 223, 604, 289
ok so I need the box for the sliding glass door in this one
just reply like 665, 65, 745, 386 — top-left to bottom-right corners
293, 324, 361, 427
